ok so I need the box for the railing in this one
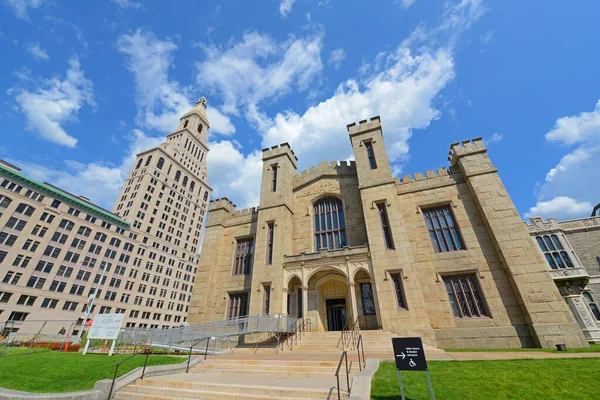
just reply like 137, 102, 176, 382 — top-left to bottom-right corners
186, 337, 211, 373
108, 350, 151, 400
285, 317, 312, 351
335, 350, 350, 400
337, 317, 360, 351
356, 334, 365, 371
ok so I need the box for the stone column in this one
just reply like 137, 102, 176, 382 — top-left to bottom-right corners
301, 286, 309, 320
348, 282, 359, 328
282, 288, 288, 315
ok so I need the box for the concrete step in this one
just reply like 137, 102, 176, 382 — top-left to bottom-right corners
122, 381, 347, 400
202, 359, 340, 367
196, 363, 345, 373
115, 388, 347, 400
190, 367, 356, 378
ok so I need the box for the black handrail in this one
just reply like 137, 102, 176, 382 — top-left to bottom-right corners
108, 350, 151, 400
356, 334, 365, 371
186, 336, 211, 373
334, 350, 350, 400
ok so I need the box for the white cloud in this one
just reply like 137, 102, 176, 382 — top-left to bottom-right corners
395, 0, 417, 9
12, 57, 94, 147
196, 0, 483, 208
196, 31, 323, 115
207, 141, 263, 208
525, 196, 593, 220
117, 29, 234, 136
112, 0, 141, 10
26, 43, 49, 61
5, 0, 45, 20
528, 99, 600, 220
484, 132, 502, 146
279, 0, 295, 18
328, 48, 346, 69
13, 129, 163, 209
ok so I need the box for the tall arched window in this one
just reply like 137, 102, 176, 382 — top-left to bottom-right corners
203, 191, 209, 201
189, 181, 195, 192
135, 158, 143, 169
182, 176, 188, 187
144, 155, 152, 167
175, 171, 181, 182
157, 157, 165, 170
314, 197, 346, 251
183, 120, 189, 128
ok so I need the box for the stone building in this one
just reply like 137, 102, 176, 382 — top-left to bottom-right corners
189, 116, 588, 349
0, 98, 212, 336
526, 215, 600, 343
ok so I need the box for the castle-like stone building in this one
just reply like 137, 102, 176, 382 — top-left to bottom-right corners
189, 116, 590, 349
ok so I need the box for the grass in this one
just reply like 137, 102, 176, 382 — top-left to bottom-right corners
371, 359, 600, 400
444, 344, 600, 353
0, 349, 184, 393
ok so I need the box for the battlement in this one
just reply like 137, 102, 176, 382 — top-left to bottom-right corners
209, 197, 236, 212
448, 138, 486, 164
232, 207, 258, 217
293, 160, 357, 188
347, 116, 382, 136
262, 142, 298, 168
395, 167, 452, 185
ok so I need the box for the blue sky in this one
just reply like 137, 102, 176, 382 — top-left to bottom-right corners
1, 0, 599, 221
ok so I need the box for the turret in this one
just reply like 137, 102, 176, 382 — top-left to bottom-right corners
259, 143, 298, 209
348, 116, 394, 188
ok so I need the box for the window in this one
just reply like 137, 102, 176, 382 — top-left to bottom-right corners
63, 301, 78, 311
443, 275, 489, 318
67, 207, 80, 216
0, 250, 6, 263
262, 284, 271, 314
157, 157, 165, 170
376, 202, 395, 249
26, 276, 46, 289
3, 271, 22, 285
51, 199, 61, 209
8, 311, 29, 322
15, 203, 35, 216
314, 197, 346, 251
233, 238, 253, 275
17, 295, 37, 306
145, 156, 152, 167
175, 171, 181, 181
0, 195, 11, 208
49, 280, 66, 292
583, 292, 600, 321
58, 219, 74, 231
35, 260, 54, 273
266, 222, 274, 265
390, 273, 407, 309
0, 291, 12, 303
182, 176, 188, 187
227, 293, 249, 319
5, 217, 26, 231
136, 158, 143, 169
13, 254, 31, 268
70, 284, 85, 296
271, 164, 278, 192
56, 265, 73, 278
423, 206, 464, 252
77, 226, 92, 237
41, 298, 58, 309
535, 235, 574, 269
40, 212, 55, 223
0, 232, 18, 246
364, 140, 377, 169
360, 283, 376, 315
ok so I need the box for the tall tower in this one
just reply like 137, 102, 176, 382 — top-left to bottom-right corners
113, 97, 213, 258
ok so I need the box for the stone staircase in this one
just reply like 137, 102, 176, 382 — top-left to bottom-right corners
114, 357, 353, 400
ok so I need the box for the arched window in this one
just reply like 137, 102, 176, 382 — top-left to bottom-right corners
145, 155, 152, 167
203, 191, 209, 201
314, 197, 346, 251
198, 125, 203, 133
189, 181, 195, 192
157, 157, 165, 170
175, 171, 181, 182
183, 120, 189, 128
535, 234, 574, 269
135, 158, 143, 169
182, 176, 188, 187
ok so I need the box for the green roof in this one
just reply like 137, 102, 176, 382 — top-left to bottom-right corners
0, 162, 130, 228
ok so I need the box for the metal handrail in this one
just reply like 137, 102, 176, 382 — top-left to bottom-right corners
108, 350, 151, 400
186, 336, 211, 373
334, 351, 350, 400
356, 334, 365, 371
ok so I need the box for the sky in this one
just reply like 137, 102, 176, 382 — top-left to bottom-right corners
1, 0, 599, 221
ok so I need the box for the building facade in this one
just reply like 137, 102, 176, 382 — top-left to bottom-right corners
189, 116, 589, 349
526, 215, 600, 343
0, 98, 212, 337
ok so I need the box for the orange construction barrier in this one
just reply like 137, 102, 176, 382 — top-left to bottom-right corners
102, 339, 108, 353
65, 334, 70, 352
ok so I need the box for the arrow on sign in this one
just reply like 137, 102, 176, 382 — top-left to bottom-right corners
396, 352, 406, 359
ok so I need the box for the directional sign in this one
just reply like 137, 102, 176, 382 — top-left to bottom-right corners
88, 313, 125, 340
392, 337, 428, 371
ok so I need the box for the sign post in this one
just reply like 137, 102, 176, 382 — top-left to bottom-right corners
391, 337, 435, 400
83, 314, 125, 356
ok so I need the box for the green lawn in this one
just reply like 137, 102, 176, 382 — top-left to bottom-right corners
0, 350, 184, 393
444, 343, 600, 353
371, 359, 600, 400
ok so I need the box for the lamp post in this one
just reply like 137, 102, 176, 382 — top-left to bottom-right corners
74, 260, 109, 344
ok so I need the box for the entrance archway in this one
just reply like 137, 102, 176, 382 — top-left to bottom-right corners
307, 270, 350, 331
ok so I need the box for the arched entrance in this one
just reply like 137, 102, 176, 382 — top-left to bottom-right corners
307, 270, 350, 331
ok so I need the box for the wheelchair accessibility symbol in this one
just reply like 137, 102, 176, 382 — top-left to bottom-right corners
409, 359, 417, 368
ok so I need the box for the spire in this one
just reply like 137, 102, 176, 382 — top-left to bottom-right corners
181, 96, 210, 127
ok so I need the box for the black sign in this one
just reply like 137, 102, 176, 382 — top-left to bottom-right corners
392, 337, 428, 371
